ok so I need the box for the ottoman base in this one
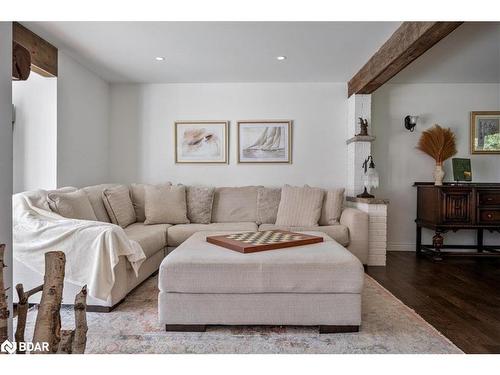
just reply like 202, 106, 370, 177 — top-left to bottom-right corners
165, 324, 359, 334
159, 291, 361, 332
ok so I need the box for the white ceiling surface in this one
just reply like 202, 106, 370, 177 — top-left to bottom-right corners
23, 22, 401, 83
391, 22, 500, 84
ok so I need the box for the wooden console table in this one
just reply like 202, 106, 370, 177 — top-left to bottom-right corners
414, 182, 500, 259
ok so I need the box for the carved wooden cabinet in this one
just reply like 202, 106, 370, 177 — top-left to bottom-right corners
414, 182, 500, 258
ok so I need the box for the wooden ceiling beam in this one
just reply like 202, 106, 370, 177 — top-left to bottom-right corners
347, 22, 463, 97
13, 22, 58, 77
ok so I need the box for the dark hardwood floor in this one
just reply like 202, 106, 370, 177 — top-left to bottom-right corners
366, 251, 500, 354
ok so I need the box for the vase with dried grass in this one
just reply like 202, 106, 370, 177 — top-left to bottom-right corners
416, 124, 457, 186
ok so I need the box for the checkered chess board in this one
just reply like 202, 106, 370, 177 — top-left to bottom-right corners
225, 231, 309, 244
206, 230, 324, 253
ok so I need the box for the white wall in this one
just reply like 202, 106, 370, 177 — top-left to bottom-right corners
109, 83, 347, 188
372, 83, 500, 250
0, 22, 13, 338
12, 73, 57, 193
57, 51, 110, 187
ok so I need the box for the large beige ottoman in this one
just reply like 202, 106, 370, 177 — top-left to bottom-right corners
158, 231, 364, 333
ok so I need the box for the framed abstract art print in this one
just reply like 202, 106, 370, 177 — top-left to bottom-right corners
174, 121, 229, 163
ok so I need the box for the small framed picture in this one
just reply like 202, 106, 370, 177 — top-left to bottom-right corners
175, 121, 229, 164
470, 111, 500, 154
237, 120, 292, 163
452, 158, 472, 182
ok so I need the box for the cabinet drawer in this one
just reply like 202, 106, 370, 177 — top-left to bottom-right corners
478, 209, 500, 224
478, 192, 500, 206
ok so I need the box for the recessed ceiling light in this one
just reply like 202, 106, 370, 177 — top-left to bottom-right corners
155, 57, 165, 61
276, 56, 287, 61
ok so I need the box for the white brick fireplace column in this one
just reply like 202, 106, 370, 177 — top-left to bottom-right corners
345, 94, 388, 266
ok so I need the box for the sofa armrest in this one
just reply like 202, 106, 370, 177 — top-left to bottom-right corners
340, 207, 369, 264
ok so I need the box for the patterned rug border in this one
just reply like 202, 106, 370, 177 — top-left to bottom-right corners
364, 274, 463, 354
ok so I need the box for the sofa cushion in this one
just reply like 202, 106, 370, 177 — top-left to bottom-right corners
275, 185, 324, 227
160, 231, 364, 294
211, 186, 259, 223
144, 184, 189, 225
102, 185, 136, 228
319, 188, 345, 225
124, 222, 170, 258
130, 182, 171, 222
83, 184, 121, 223
186, 186, 215, 224
167, 222, 258, 247
256, 187, 281, 225
258, 224, 349, 247
47, 190, 98, 221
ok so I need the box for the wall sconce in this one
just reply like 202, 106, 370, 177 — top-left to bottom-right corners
404, 115, 418, 132
357, 155, 379, 199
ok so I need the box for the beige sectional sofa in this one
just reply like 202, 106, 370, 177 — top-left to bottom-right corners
13, 183, 368, 311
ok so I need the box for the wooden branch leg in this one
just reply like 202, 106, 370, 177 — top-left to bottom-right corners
32, 251, 66, 354
15, 284, 27, 353
0, 244, 9, 343
56, 330, 74, 354
71, 286, 88, 354
15, 283, 44, 354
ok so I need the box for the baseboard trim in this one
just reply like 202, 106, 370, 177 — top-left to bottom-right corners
387, 243, 415, 252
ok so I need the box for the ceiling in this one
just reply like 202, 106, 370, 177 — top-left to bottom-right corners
23, 21, 401, 83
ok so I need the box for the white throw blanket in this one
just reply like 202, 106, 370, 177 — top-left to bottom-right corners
13, 189, 146, 301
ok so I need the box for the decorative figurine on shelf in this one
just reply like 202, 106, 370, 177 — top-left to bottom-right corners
357, 117, 369, 136
357, 155, 379, 199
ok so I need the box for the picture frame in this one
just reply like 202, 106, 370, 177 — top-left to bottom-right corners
237, 120, 292, 163
174, 121, 229, 164
470, 111, 500, 154
452, 158, 472, 182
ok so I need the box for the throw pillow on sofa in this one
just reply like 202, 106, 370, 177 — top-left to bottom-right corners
47, 189, 98, 221
102, 185, 136, 228
130, 182, 172, 222
144, 184, 189, 225
211, 186, 260, 223
275, 185, 324, 227
186, 186, 215, 224
256, 187, 281, 224
83, 183, 122, 223
319, 188, 345, 225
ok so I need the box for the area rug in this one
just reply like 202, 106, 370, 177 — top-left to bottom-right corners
21, 275, 462, 354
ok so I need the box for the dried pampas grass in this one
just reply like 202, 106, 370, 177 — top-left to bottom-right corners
416, 124, 457, 165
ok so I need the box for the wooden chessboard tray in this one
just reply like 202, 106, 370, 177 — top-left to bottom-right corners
206, 230, 324, 253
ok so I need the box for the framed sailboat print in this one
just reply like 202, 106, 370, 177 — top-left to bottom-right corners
237, 120, 292, 163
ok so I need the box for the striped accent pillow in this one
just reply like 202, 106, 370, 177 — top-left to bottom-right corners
102, 185, 136, 228
275, 185, 324, 227
319, 188, 345, 225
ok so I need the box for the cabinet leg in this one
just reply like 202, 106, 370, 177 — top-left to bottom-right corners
432, 232, 444, 261
477, 229, 484, 253
416, 225, 422, 256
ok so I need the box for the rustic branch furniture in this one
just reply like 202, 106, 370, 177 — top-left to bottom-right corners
414, 182, 500, 259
